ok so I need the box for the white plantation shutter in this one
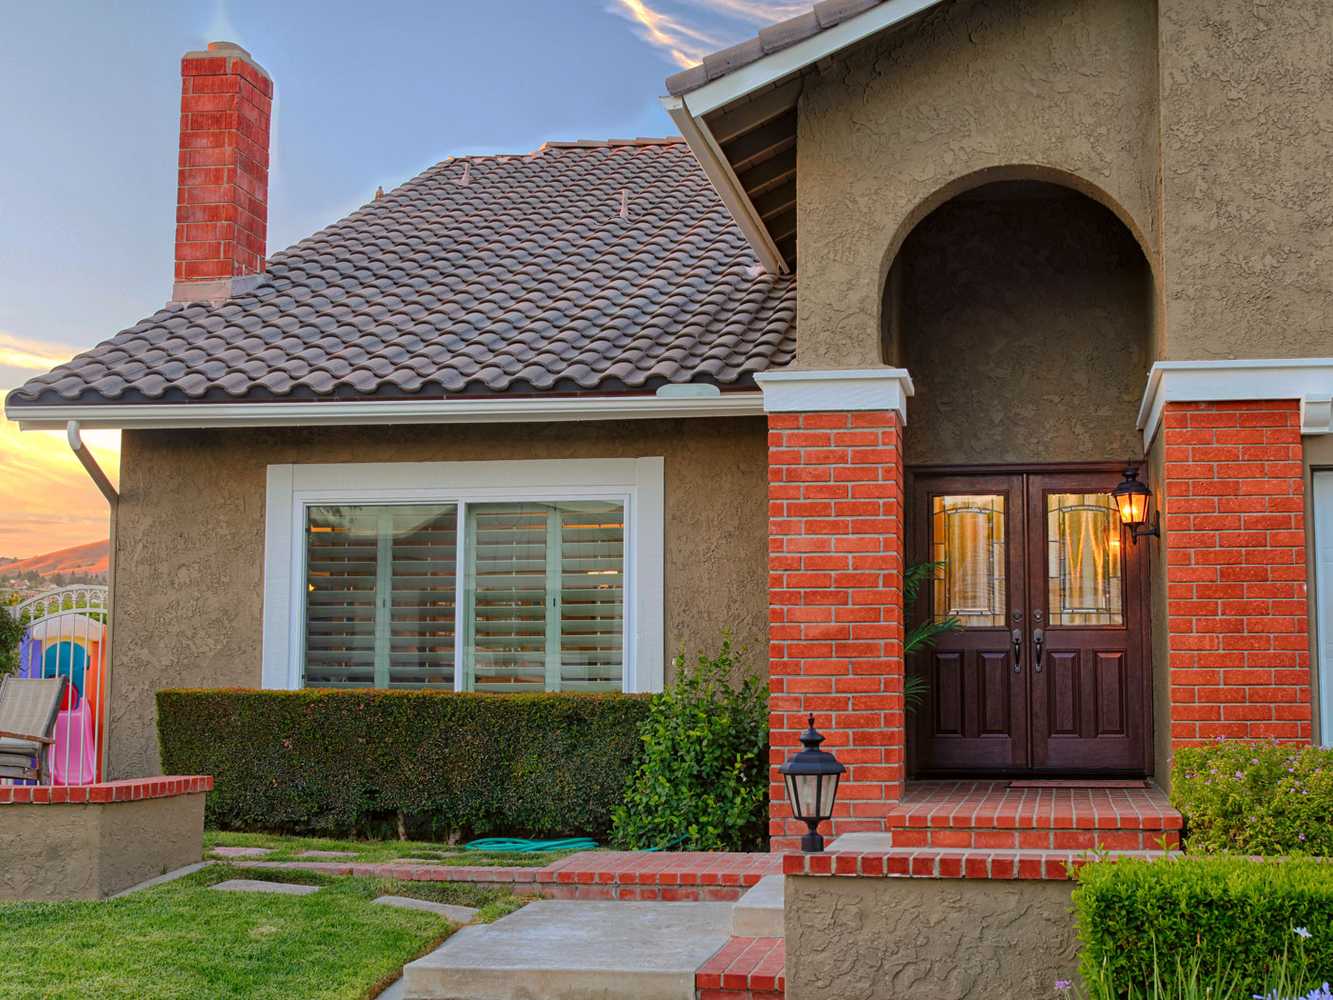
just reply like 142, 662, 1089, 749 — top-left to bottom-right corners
558, 504, 624, 690
463, 501, 625, 692
304, 504, 457, 689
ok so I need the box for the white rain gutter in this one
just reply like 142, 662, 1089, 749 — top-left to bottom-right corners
8, 392, 766, 432
662, 0, 946, 274
66, 421, 118, 510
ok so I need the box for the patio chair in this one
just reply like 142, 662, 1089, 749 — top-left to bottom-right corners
0, 675, 66, 784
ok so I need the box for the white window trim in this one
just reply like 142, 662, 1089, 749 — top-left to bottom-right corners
1314, 470, 1333, 747
262, 458, 665, 694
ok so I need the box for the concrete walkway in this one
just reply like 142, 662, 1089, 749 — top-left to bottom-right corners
402, 900, 735, 1000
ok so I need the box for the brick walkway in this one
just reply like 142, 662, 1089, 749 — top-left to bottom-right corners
235, 850, 782, 902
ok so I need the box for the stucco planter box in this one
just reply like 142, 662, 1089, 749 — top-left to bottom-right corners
785, 867, 1080, 999
0, 776, 212, 901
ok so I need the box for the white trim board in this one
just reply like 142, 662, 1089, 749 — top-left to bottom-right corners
755, 368, 915, 419
1137, 359, 1333, 447
3, 392, 765, 431
1315, 470, 1333, 748
261, 457, 666, 695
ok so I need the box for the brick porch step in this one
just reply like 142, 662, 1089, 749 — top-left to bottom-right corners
696, 935, 785, 1000
879, 780, 1182, 851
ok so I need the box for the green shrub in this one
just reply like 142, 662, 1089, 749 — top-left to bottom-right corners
1073, 855, 1333, 997
611, 637, 768, 852
157, 688, 651, 839
1172, 740, 1333, 856
0, 605, 22, 678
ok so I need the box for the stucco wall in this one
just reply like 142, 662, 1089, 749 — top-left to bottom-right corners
109, 417, 768, 778
0, 794, 204, 901
796, 0, 1160, 371
895, 185, 1151, 466
785, 875, 1080, 999
1159, 0, 1333, 360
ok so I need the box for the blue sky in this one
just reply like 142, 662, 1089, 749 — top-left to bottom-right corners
0, 0, 803, 557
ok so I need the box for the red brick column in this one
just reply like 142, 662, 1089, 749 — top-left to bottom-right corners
1162, 399, 1312, 748
767, 409, 905, 850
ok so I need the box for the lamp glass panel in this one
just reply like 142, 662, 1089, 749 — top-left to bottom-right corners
816, 772, 840, 819
786, 772, 819, 820
931, 495, 1006, 627
1047, 493, 1124, 627
1115, 490, 1148, 526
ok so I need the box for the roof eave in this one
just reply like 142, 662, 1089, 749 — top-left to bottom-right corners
3, 391, 767, 431
662, 96, 787, 276
665, 0, 947, 272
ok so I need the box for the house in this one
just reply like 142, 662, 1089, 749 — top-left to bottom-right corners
6, 0, 1332, 853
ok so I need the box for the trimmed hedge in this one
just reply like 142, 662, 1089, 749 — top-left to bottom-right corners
1074, 855, 1333, 996
157, 688, 651, 839
1172, 741, 1333, 856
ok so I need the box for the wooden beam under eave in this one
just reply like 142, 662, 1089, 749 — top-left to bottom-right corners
737, 147, 796, 200
752, 179, 796, 223
722, 110, 797, 175
704, 78, 803, 145
776, 235, 797, 269
766, 207, 797, 244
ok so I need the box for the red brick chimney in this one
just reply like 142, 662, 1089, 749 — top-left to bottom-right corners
172, 41, 272, 304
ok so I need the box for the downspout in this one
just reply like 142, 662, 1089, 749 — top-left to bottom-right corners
66, 420, 118, 780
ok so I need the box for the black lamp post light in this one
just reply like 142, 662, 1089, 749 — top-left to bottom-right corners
1111, 462, 1160, 544
779, 714, 846, 853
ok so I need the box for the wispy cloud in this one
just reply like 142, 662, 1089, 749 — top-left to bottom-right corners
611, 0, 809, 69
0, 330, 82, 373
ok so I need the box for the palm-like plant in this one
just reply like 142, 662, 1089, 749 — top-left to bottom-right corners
903, 561, 959, 712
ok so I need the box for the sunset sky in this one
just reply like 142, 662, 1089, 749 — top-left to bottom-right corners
0, 0, 801, 560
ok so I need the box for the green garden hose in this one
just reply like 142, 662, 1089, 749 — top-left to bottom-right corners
463, 832, 690, 853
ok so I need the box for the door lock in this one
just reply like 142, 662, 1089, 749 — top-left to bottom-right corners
1033, 628, 1045, 673
1011, 628, 1023, 673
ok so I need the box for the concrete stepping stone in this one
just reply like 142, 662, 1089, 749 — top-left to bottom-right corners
295, 850, 358, 859
731, 874, 784, 938
827, 832, 893, 852
211, 847, 273, 858
211, 879, 320, 896
402, 900, 733, 1000
373, 895, 479, 923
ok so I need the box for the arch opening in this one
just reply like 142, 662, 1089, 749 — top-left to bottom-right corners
882, 178, 1155, 467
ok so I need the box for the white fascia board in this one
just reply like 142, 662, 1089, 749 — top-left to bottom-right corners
4, 392, 766, 431
662, 96, 787, 276
681, 0, 947, 117
1137, 359, 1333, 446
755, 368, 915, 421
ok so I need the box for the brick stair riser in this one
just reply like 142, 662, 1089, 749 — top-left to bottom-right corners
888, 828, 1180, 851
698, 990, 784, 1000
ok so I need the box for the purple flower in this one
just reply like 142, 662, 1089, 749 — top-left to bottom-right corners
1294, 926, 1311, 939
1055, 981, 1072, 994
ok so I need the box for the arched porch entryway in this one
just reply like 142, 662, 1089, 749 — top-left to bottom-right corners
882, 176, 1157, 777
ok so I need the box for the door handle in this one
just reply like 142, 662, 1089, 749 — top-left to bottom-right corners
1011, 629, 1022, 673
1033, 629, 1044, 673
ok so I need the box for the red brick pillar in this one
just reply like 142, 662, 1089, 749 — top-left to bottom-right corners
1162, 399, 1313, 748
759, 369, 912, 852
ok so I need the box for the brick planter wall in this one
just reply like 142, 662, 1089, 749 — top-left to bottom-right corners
767, 409, 906, 849
1161, 399, 1313, 747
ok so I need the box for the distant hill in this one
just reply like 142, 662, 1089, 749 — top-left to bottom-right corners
0, 539, 109, 580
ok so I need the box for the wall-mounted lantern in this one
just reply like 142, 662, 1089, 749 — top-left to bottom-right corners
779, 714, 845, 853
1111, 463, 1160, 544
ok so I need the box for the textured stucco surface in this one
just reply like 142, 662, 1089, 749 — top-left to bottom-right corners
108, 418, 768, 778
796, 0, 1160, 370
895, 186, 1151, 466
1159, 0, 1333, 360
0, 794, 204, 900
785, 875, 1079, 999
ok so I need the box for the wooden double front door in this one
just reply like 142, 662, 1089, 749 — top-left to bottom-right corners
910, 467, 1150, 776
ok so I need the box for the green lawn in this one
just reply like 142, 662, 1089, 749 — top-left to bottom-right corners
205, 829, 571, 867
0, 864, 527, 1000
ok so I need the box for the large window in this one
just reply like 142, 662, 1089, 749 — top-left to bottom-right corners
263, 459, 663, 694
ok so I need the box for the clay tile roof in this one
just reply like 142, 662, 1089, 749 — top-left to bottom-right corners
665, 0, 884, 96
8, 138, 795, 408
